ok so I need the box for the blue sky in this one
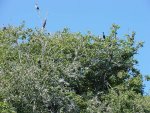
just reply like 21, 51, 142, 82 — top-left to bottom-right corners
0, 0, 150, 94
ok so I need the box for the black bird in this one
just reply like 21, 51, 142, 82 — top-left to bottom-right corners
115, 32, 117, 38
38, 60, 41, 68
131, 32, 135, 40
35, 3, 39, 10
103, 32, 105, 39
2, 26, 7, 31
42, 18, 47, 29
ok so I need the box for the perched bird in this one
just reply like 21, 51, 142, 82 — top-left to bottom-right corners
131, 32, 135, 40
2, 24, 7, 31
35, 3, 39, 10
2, 26, 7, 31
42, 18, 47, 29
38, 60, 41, 68
35, 1, 42, 20
103, 32, 106, 39
114, 32, 117, 38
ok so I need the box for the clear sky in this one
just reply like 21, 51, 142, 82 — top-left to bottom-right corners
0, 0, 150, 94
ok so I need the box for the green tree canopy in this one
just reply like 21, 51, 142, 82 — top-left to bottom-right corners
0, 24, 150, 113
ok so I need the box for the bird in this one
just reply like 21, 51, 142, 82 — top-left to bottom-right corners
103, 32, 106, 39
42, 18, 47, 29
35, 1, 41, 18
131, 32, 135, 40
114, 32, 117, 38
38, 60, 41, 68
35, 3, 39, 10
2, 24, 7, 31
2, 26, 7, 31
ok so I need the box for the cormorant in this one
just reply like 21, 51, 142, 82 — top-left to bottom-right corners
35, 3, 39, 10
2, 26, 7, 31
115, 32, 117, 38
103, 32, 105, 39
42, 18, 47, 29
131, 32, 135, 40
38, 60, 41, 68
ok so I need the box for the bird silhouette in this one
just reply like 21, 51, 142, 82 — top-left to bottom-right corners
103, 32, 106, 39
2, 24, 7, 31
35, 3, 39, 10
42, 18, 47, 29
114, 32, 117, 38
35, 0, 42, 19
38, 60, 41, 68
3, 27, 7, 31
131, 32, 135, 40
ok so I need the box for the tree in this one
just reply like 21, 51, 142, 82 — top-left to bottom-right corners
0, 24, 150, 113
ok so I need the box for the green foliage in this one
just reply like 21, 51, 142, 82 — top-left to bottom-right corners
0, 102, 16, 113
86, 89, 150, 113
0, 24, 150, 113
